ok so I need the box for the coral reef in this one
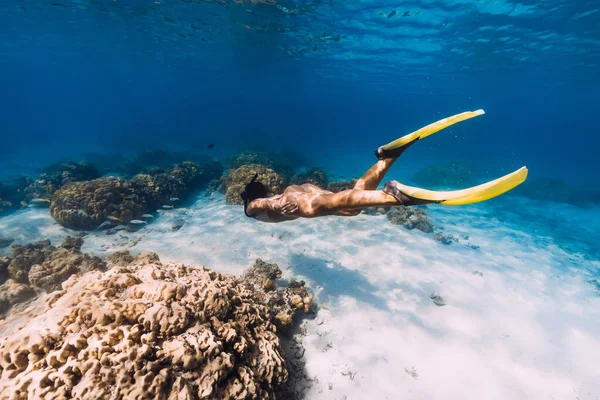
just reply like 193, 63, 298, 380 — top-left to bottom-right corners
289, 168, 329, 189
240, 259, 313, 330
0, 279, 36, 316
0, 252, 312, 399
7, 239, 56, 283
411, 161, 477, 189
28, 246, 105, 292
50, 161, 223, 230
230, 149, 277, 169
23, 161, 101, 202
50, 177, 145, 230
122, 150, 215, 176
327, 179, 357, 193
0, 237, 106, 315
221, 164, 285, 205
386, 206, 434, 233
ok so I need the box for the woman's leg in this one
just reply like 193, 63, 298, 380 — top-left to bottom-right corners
353, 158, 396, 191
299, 189, 399, 217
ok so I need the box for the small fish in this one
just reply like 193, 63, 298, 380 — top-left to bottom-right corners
36, 180, 46, 185
169, 197, 179, 202
113, 225, 127, 231
141, 214, 154, 219
97, 221, 112, 230
207, 143, 215, 149
0, 200, 12, 207
129, 220, 148, 225
402, 10, 410, 17
106, 216, 121, 222
387, 9, 397, 18
125, 194, 137, 200
162, 205, 174, 209
20, 201, 28, 207
31, 198, 51, 204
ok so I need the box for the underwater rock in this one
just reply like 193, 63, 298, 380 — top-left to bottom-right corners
28, 246, 106, 293
23, 161, 101, 202
386, 207, 434, 233
0, 251, 311, 399
7, 239, 56, 283
289, 168, 329, 189
106, 250, 135, 266
0, 238, 14, 249
241, 259, 313, 331
412, 161, 477, 189
327, 179, 357, 193
51, 177, 145, 230
433, 233, 458, 245
60, 235, 84, 251
51, 161, 223, 230
223, 164, 285, 205
430, 293, 446, 306
171, 219, 185, 231
0, 279, 36, 316
3, 237, 105, 295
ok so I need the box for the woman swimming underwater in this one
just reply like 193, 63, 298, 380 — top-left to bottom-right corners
241, 110, 528, 223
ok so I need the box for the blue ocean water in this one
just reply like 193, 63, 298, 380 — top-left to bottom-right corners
0, 2, 600, 398
1, 0, 599, 185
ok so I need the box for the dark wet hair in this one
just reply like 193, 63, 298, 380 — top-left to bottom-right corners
241, 174, 268, 217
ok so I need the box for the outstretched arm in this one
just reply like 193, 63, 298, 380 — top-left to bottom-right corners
246, 196, 299, 218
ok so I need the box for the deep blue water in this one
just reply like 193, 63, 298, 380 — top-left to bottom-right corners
1, 0, 599, 187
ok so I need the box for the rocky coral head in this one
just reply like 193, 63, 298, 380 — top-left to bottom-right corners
224, 164, 285, 205
0, 252, 310, 399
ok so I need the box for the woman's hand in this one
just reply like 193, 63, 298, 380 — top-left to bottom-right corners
277, 201, 299, 215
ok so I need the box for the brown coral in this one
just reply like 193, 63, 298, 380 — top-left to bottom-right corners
2, 237, 105, 297
7, 239, 56, 283
0, 253, 310, 399
0, 279, 36, 315
28, 248, 105, 292
50, 161, 223, 230
23, 161, 101, 202
50, 177, 143, 230
386, 206, 434, 233
240, 259, 313, 330
223, 164, 285, 205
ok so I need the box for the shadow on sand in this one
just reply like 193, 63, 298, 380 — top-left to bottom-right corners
288, 253, 389, 311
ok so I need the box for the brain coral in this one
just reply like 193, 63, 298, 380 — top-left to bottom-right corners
0, 252, 311, 399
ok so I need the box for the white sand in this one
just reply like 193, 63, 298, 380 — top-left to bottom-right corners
1, 195, 599, 400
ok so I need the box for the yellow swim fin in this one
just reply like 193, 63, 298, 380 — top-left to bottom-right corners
383, 167, 528, 206
376, 109, 485, 159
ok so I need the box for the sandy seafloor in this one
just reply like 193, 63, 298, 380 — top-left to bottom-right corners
1, 194, 599, 400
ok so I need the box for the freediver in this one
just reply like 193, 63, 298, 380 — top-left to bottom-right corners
241, 110, 528, 223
